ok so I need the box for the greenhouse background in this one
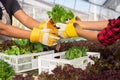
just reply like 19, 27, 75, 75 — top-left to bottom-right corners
13, 0, 120, 29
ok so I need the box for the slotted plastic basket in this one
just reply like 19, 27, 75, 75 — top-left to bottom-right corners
38, 51, 100, 74
0, 50, 54, 73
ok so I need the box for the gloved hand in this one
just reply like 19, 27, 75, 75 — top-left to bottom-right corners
39, 19, 58, 33
66, 16, 81, 23
30, 28, 60, 46
56, 22, 82, 38
38, 16, 81, 38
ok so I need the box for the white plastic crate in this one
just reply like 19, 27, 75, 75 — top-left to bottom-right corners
86, 52, 100, 58
38, 52, 100, 74
0, 50, 54, 73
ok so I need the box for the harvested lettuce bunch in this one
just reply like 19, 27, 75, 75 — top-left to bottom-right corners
65, 46, 88, 60
47, 5, 74, 24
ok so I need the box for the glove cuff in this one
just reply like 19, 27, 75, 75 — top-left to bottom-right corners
30, 28, 40, 42
39, 21, 47, 29
66, 16, 81, 23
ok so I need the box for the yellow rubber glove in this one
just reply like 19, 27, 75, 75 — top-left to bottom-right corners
56, 22, 82, 38
30, 28, 60, 46
39, 19, 58, 33
66, 16, 81, 23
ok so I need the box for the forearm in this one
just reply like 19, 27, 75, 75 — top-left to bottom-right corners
76, 20, 108, 31
21, 16, 40, 29
75, 27, 99, 42
14, 10, 40, 29
0, 23, 31, 39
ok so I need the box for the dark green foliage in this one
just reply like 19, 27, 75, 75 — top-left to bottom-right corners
0, 59, 15, 80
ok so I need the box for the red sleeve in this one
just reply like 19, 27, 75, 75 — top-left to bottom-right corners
98, 16, 120, 46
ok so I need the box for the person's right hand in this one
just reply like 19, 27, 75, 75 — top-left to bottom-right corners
39, 19, 58, 33
56, 22, 79, 38
30, 28, 60, 46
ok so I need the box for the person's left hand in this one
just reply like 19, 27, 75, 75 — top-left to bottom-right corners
56, 22, 80, 38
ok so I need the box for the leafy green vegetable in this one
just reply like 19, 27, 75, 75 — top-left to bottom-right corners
0, 59, 15, 80
30, 42, 44, 53
2, 39, 49, 55
4, 46, 20, 55
65, 46, 88, 60
47, 5, 74, 24
14, 39, 30, 47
